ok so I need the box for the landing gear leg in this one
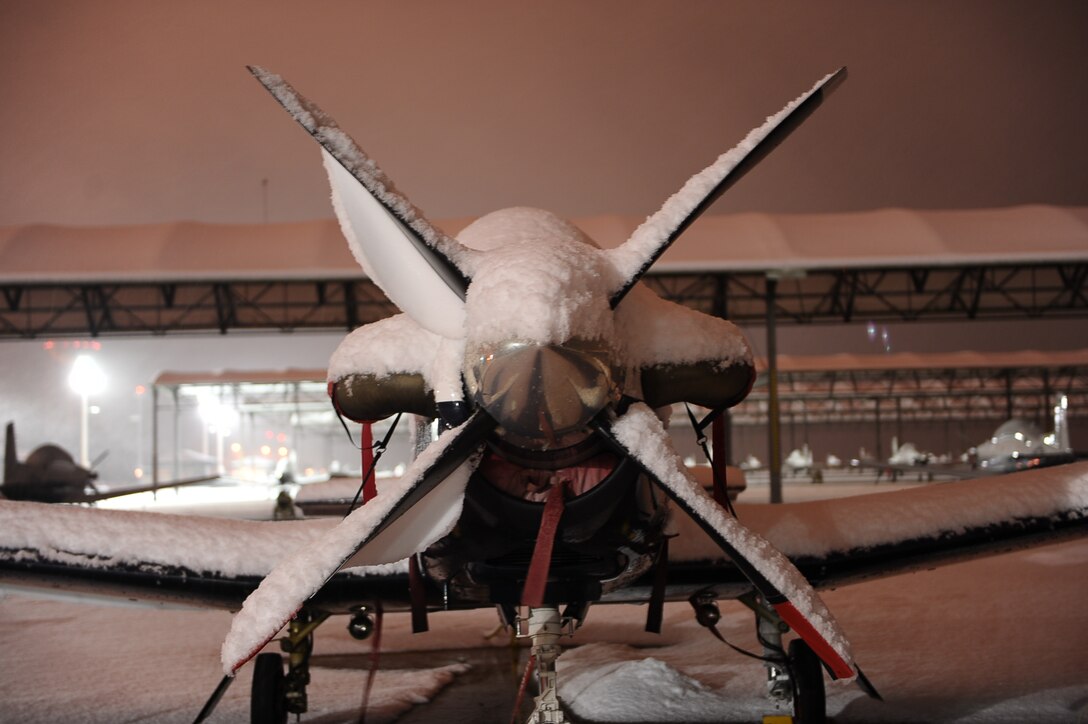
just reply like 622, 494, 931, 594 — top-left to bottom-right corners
525, 606, 572, 724
755, 604, 793, 705
282, 609, 329, 716
750, 597, 826, 724
250, 609, 329, 724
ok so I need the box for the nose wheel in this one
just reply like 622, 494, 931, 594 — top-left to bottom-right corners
250, 653, 287, 724
787, 638, 826, 724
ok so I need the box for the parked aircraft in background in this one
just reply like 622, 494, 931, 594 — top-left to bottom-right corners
975, 394, 1076, 473
887, 437, 934, 467
739, 454, 762, 471
2, 422, 214, 504
784, 443, 814, 475
860, 397, 1079, 482
2, 420, 367, 518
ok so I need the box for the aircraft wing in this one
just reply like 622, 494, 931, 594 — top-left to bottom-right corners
627, 459, 1088, 603
1, 462, 1083, 613
0, 501, 413, 612
78, 475, 221, 504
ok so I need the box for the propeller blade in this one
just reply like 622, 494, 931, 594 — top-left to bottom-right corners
592, 401, 857, 680
221, 409, 495, 675
607, 68, 846, 307
248, 66, 473, 338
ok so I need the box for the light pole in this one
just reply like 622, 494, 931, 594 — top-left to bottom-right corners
68, 355, 106, 468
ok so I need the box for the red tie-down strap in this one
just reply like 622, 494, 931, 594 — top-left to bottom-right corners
510, 653, 537, 724
360, 422, 377, 503
521, 479, 567, 608
327, 381, 379, 505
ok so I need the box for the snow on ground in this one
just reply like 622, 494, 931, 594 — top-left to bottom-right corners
560, 537, 1088, 723
0, 597, 469, 723
2, 536, 1084, 722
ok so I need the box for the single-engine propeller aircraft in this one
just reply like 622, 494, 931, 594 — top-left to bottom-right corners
1, 66, 1086, 724
218, 65, 863, 722
2, 422, 214, 504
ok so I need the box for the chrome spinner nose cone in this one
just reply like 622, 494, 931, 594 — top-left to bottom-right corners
467, 340, 616, 450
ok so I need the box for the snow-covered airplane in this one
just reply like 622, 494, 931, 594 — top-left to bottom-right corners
784, 444, 815, 475
975, 394, 1076, 473
217, 65, 864, 721
2, 422, 214, 504
1, 66, 1086, 724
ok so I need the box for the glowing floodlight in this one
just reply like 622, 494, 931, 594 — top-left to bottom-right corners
198, 395, 239, 433
68, 354, 106, 396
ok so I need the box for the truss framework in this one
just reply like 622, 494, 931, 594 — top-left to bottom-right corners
2, 261, 1086, 339
644, 262, 1088, 324
0, 279, 397, 338
732, 362, 1088, 426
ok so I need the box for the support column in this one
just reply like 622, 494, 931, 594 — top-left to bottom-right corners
1005, 371, 1014, 421
874, 398, 883, 460
151, 384, 159, 493
766, 276, 783, 504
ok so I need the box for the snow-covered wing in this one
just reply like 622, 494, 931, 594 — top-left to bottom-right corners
665, 461, 1088, 589
606, 68, 846, 306
597, 402, 856, 680
221, 410, 495, 675
0, 500, 416, 612
0, 500, 337, 579
248, 66, 472, 338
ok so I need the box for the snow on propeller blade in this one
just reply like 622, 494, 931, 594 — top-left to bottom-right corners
595, 402, 858, 681
607, 66, 847, 307
247, 65, 473, 340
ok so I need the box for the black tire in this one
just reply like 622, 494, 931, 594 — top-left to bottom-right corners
251, 652, 288, 724
789, 638, 826, 724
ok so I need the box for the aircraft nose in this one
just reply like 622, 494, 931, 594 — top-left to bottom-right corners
466, 340, 616, 450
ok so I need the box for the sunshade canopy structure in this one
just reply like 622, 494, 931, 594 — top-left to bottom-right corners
0, 205, 1086, 338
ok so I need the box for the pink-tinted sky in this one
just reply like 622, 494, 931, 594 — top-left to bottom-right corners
1, 1, 1087, 227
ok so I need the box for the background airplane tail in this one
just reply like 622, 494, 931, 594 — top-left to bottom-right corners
4, 423, 15, 484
